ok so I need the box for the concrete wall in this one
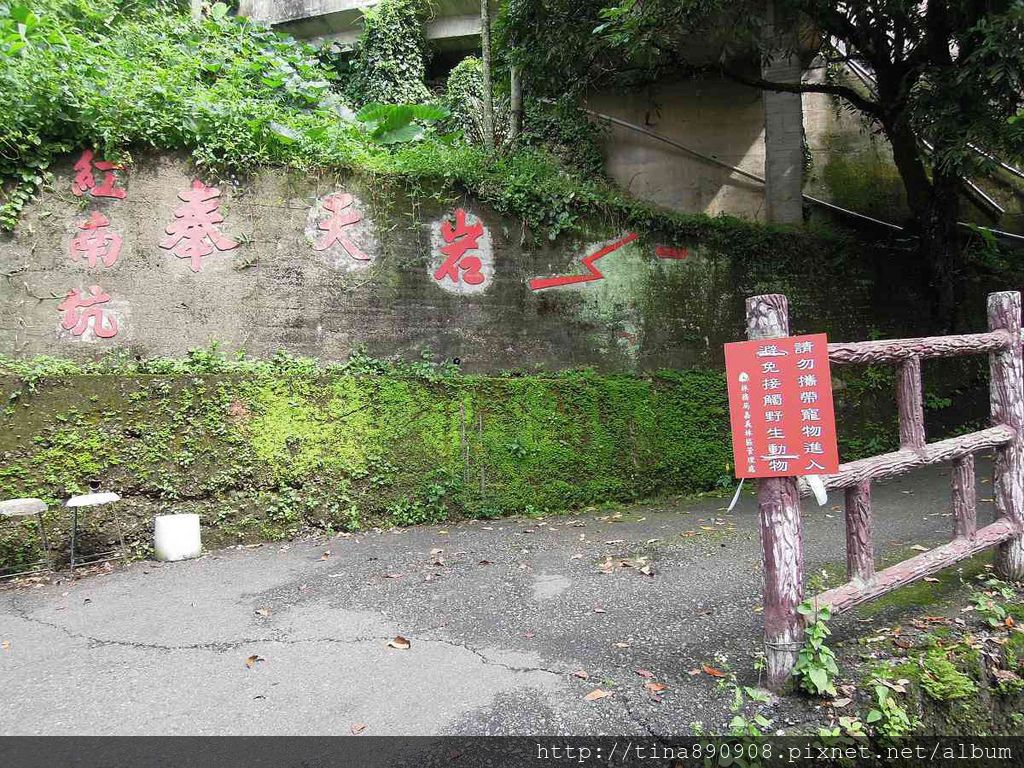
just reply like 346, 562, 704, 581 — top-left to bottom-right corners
0, 152, 761, 372
587, 72, 876, 224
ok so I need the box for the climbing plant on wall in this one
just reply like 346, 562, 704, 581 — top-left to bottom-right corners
445, 56, 485, 139
344, 0, 430, 107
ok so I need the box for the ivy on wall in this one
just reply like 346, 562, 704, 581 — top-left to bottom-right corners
444, 56, 486, 142
344, 0, 430, 107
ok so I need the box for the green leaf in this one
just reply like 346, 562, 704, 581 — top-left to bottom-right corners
374, 123, 424, 144
866, 709, 883, 723
808, 667, 828, 694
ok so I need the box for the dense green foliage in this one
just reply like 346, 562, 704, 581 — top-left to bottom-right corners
0, 0, 814, 242
0, 361, 731, 567
444, 55, 485, 140
344, 0, 430, 107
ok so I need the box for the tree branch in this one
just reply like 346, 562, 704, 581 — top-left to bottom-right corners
722, 67, 883, 119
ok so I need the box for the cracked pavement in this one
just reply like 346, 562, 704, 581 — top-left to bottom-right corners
0, 461, 994, 735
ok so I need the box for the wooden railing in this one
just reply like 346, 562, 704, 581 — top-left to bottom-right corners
749, 291, 1024, 690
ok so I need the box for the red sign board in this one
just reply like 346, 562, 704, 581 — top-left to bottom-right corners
724, 333, 839, 479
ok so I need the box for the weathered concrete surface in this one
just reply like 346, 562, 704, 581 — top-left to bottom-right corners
760, 1, 805, 225
239, 0, 482, 49
0, 154, 738, 371
0, 461, 991, 735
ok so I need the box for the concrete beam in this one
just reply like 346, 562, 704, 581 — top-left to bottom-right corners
240, 0, 482, 48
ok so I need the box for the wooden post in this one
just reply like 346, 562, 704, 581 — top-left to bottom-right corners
845, 480, 874, 582
951, 455, 977, 539
897, 356, 926, 449
747, 294, 804, 690
988, 291, 1024, 579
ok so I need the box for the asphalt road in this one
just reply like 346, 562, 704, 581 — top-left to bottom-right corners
0, 461, 995, 736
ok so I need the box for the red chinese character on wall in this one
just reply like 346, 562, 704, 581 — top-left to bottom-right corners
71, 149, 127, 199
434, 208, 485, 287
69, 212, 122, 268
313, 193, 369, 260
159, 180, 239, 272
57, 285, 119, 338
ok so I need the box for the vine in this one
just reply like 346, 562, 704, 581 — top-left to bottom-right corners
343, 0, 430, 107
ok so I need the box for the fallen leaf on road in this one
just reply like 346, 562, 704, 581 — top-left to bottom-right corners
320, 551, 331, 560
615, 642, 630, 648
569, 554, 583, 560
687, 668, 701, 676
245, 655, 265, 669
909, 544, 929, 552
831, 697, 851, 708
923, 577, 939, 583
645, 682, 667, 693
593, 606, 606, 614
388, 636, 412, 650
573, 670, 590, 680
584, 689, 613, 701
1, 640, 9, 651
702, 664, 726, 678
350, 723, 367, 735
254, 608, 270, 618
635, 669, 655, 679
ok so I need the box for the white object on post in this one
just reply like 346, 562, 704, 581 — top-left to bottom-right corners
154, 514, 202, 562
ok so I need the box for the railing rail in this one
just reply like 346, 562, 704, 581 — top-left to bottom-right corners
749, 291, 1024, 690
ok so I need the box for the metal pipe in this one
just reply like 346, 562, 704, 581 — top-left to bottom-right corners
845, 56, 1020, 201
582, 106, 1024, 244
843, 59, 1004, 215
835, 39, 1024, 181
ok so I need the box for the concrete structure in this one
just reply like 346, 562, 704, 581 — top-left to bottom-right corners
239, 0, 482, 49
759, 1, 806, 224
0, 154, 889, 370
236, 0, 877, 226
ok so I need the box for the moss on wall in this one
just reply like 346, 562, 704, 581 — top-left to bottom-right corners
0, 368, 730, 567
821, 154, 908, 221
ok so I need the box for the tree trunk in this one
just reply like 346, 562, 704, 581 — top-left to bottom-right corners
509, 64, 523, 141
480, 0, 495, 152
884, 115, 963, 329
920, 170, 963, 330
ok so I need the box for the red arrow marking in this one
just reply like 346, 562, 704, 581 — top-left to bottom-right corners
529, 232, 639, 291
